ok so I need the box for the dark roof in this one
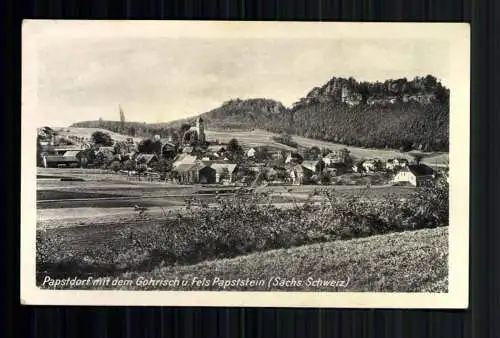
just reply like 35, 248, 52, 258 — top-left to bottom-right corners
135, 153, 158, 164
407, 164, 434, 176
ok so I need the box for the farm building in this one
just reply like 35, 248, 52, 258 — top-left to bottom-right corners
172, 154, 197, 168
209, 163, 238, 183
393, 164, 435, 187
247, 147, 257, 158
173, 163, 201, 184
362, 159, 383, 173
322, 149, 352, 166
288, 164, 313, 185
301, 160, 325, 174
199, 166, 217, 184
386, 158, 409, 170
43, 150, 82, 168
135, 153, 159, 166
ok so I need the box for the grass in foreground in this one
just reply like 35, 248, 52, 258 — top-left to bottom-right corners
36, 180, 448, 285
124, 226, 449, 292
42, 227, 448, 292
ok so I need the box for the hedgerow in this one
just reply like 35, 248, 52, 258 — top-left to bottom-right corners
36, 176, 448, 283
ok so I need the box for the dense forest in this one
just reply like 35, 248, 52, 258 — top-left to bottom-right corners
71, 75, 449, 152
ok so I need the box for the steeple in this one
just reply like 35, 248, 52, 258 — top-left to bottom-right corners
196, 116, 205, 143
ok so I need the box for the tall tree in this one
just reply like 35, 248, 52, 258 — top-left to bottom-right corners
119, 104, 126, 133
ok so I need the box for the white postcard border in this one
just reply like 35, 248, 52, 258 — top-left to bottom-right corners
20, 20, 470, 308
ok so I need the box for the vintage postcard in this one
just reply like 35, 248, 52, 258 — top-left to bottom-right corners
21, 20, 470, 307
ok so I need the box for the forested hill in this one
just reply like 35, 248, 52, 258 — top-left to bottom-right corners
71, 75, 449, 152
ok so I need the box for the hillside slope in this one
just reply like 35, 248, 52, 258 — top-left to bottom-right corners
51, 127, 143, 143
71, 75, 449, 152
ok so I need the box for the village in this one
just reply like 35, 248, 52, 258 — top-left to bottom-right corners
37, 117, 445, 189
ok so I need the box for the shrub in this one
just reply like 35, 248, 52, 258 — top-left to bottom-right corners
109, 161, 122, 172
37, 179, 448, 284
91, 131, 114, 147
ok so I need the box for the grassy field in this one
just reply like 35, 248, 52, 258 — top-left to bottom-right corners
36, 166, 417, 230
53, 127, 143, 143
39, 226, 448, 292
125, 226, 448, 292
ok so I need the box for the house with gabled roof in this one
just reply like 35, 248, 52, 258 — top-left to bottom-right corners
393, 164, 435, 187
43, 149, 82, 167
301, 160, 325, 174
386, 158, 409, 170
288, 164, 313, 185
284, 152, 303, 164
172, 154, 197, 169
135, 153, 159, 171
362, 159, 383, 173
208, 163, 238, 183
173, 163, 202, 184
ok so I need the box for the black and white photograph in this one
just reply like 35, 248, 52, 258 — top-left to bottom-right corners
21, 21, 470, 307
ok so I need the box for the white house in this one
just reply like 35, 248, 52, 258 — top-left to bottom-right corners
284, 152, 303, 164
322, 149, 351, 166
393, 164, 435, 187
362, 159, 382, 173
247, 148, 257, 158
386, 158, 409, 170
209, 163, 238, 183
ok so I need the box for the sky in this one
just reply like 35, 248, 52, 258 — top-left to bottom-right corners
26, 22, 450, 127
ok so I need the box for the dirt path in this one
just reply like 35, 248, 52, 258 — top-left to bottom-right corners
36, 202, 325, 230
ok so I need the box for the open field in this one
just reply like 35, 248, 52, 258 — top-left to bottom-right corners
36, 167, 414, 218
52, 127, 143, 143
206, 129, 448, 166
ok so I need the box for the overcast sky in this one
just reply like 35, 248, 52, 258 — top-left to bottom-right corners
26, 22, 450, 127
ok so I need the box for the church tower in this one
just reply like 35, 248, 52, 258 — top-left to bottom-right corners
196, 117, 205, 143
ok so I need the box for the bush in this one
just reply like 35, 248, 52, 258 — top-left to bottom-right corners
109, 161, 122, 172
272, 134, 299, 148
91, 131, 114, 147
36, 180, 449, 283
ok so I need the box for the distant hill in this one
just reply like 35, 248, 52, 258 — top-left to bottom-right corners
71, 75, 449, 152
